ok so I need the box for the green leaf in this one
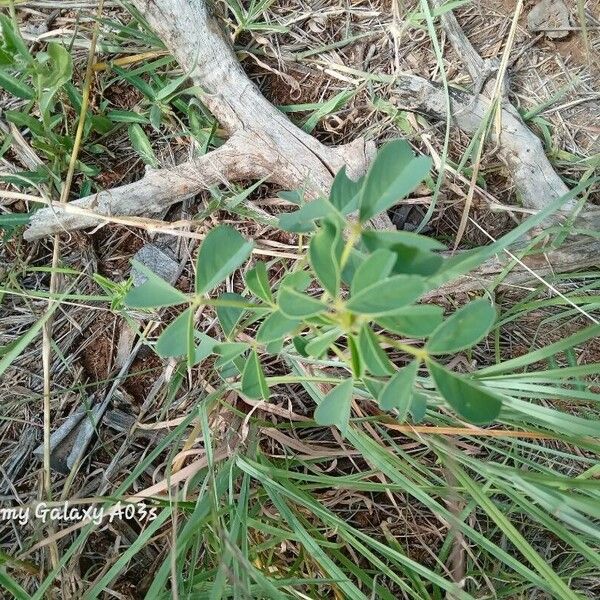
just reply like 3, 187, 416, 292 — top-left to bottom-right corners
363, 376, 384, 400
376, 305, 444, 337
278, 189, 304, 205
64, 81, 82, 110
348, 334, 363, 379
41, 42, 73, 90
477, 323, 600, 377
305, 327, 343, 358
277, 270, 311, 294
0, 567, 32, 600
214, 342, 249, 367
156, 308, 193, 357
357, 324, 394, 376
292, 335, 310, 357
309, 218, 342, 296
0, 69, 34, 99
361, 229, 445, 252
426, 299, 496, 354
107, 110, 149, 124
329, 166, 363, 214
124, 260, 188, 308
314, 379, 354, 436
278, 286, 327, 319
256, 310, 299, 343
154, 73, 188, 101
379, 361, 418, 420
358, 139, 432, 222
0, 14, 32, 62
350, 249, 396, 296
195, 225, 253, 294
193, 332, 218, 365
428, 361, 502, 424
389, 244, 443, 276
410, 391, 428, 423
0, 48, 12, 66
216, 292, 245, 338
113, 66, 156, 100
128, 123, 159, 167
346, 275, 424, 316
246, 262, 273, 304
265, 337, 284, 355
303, 89, 355, 133
340, 248, 367, 286
90, 115, 114, 135
241, 350, 270, 400
149, 103, 162, 131
278, 198, 334, 233
0, 211, 31, 238
4, 110, 45, 137
0, 294, 61, 379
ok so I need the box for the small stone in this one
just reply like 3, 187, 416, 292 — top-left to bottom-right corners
528, 0, 571, 40
131, 244, 179, 286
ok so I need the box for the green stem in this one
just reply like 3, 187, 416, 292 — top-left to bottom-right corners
339, 224, 362, 270
379, 334, 429, 361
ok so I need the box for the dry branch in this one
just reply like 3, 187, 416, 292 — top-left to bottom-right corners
393, 76, 572, 212
24, 0, 575, 240
21, 0, 597, 297
24, 0, 380, 240
424, 236, 600, 298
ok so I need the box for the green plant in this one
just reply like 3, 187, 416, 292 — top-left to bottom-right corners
0, 13, 109, 190
0, 12, 215, 195
122, 139, 568, 433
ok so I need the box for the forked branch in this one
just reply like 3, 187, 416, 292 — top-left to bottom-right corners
22, 0, 596, 298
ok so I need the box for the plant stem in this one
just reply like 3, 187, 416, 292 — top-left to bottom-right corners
339, 223, 362, 270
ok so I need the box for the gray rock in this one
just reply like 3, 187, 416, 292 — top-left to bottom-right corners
528, 0, 571, 40
131, 243, 179, 286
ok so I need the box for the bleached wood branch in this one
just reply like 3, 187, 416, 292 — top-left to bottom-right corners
424, 236, 600, 298
394, 76, 572, 212
24, 69, 574, 240
24, 0, 380, 240
23, 0, 593, 301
